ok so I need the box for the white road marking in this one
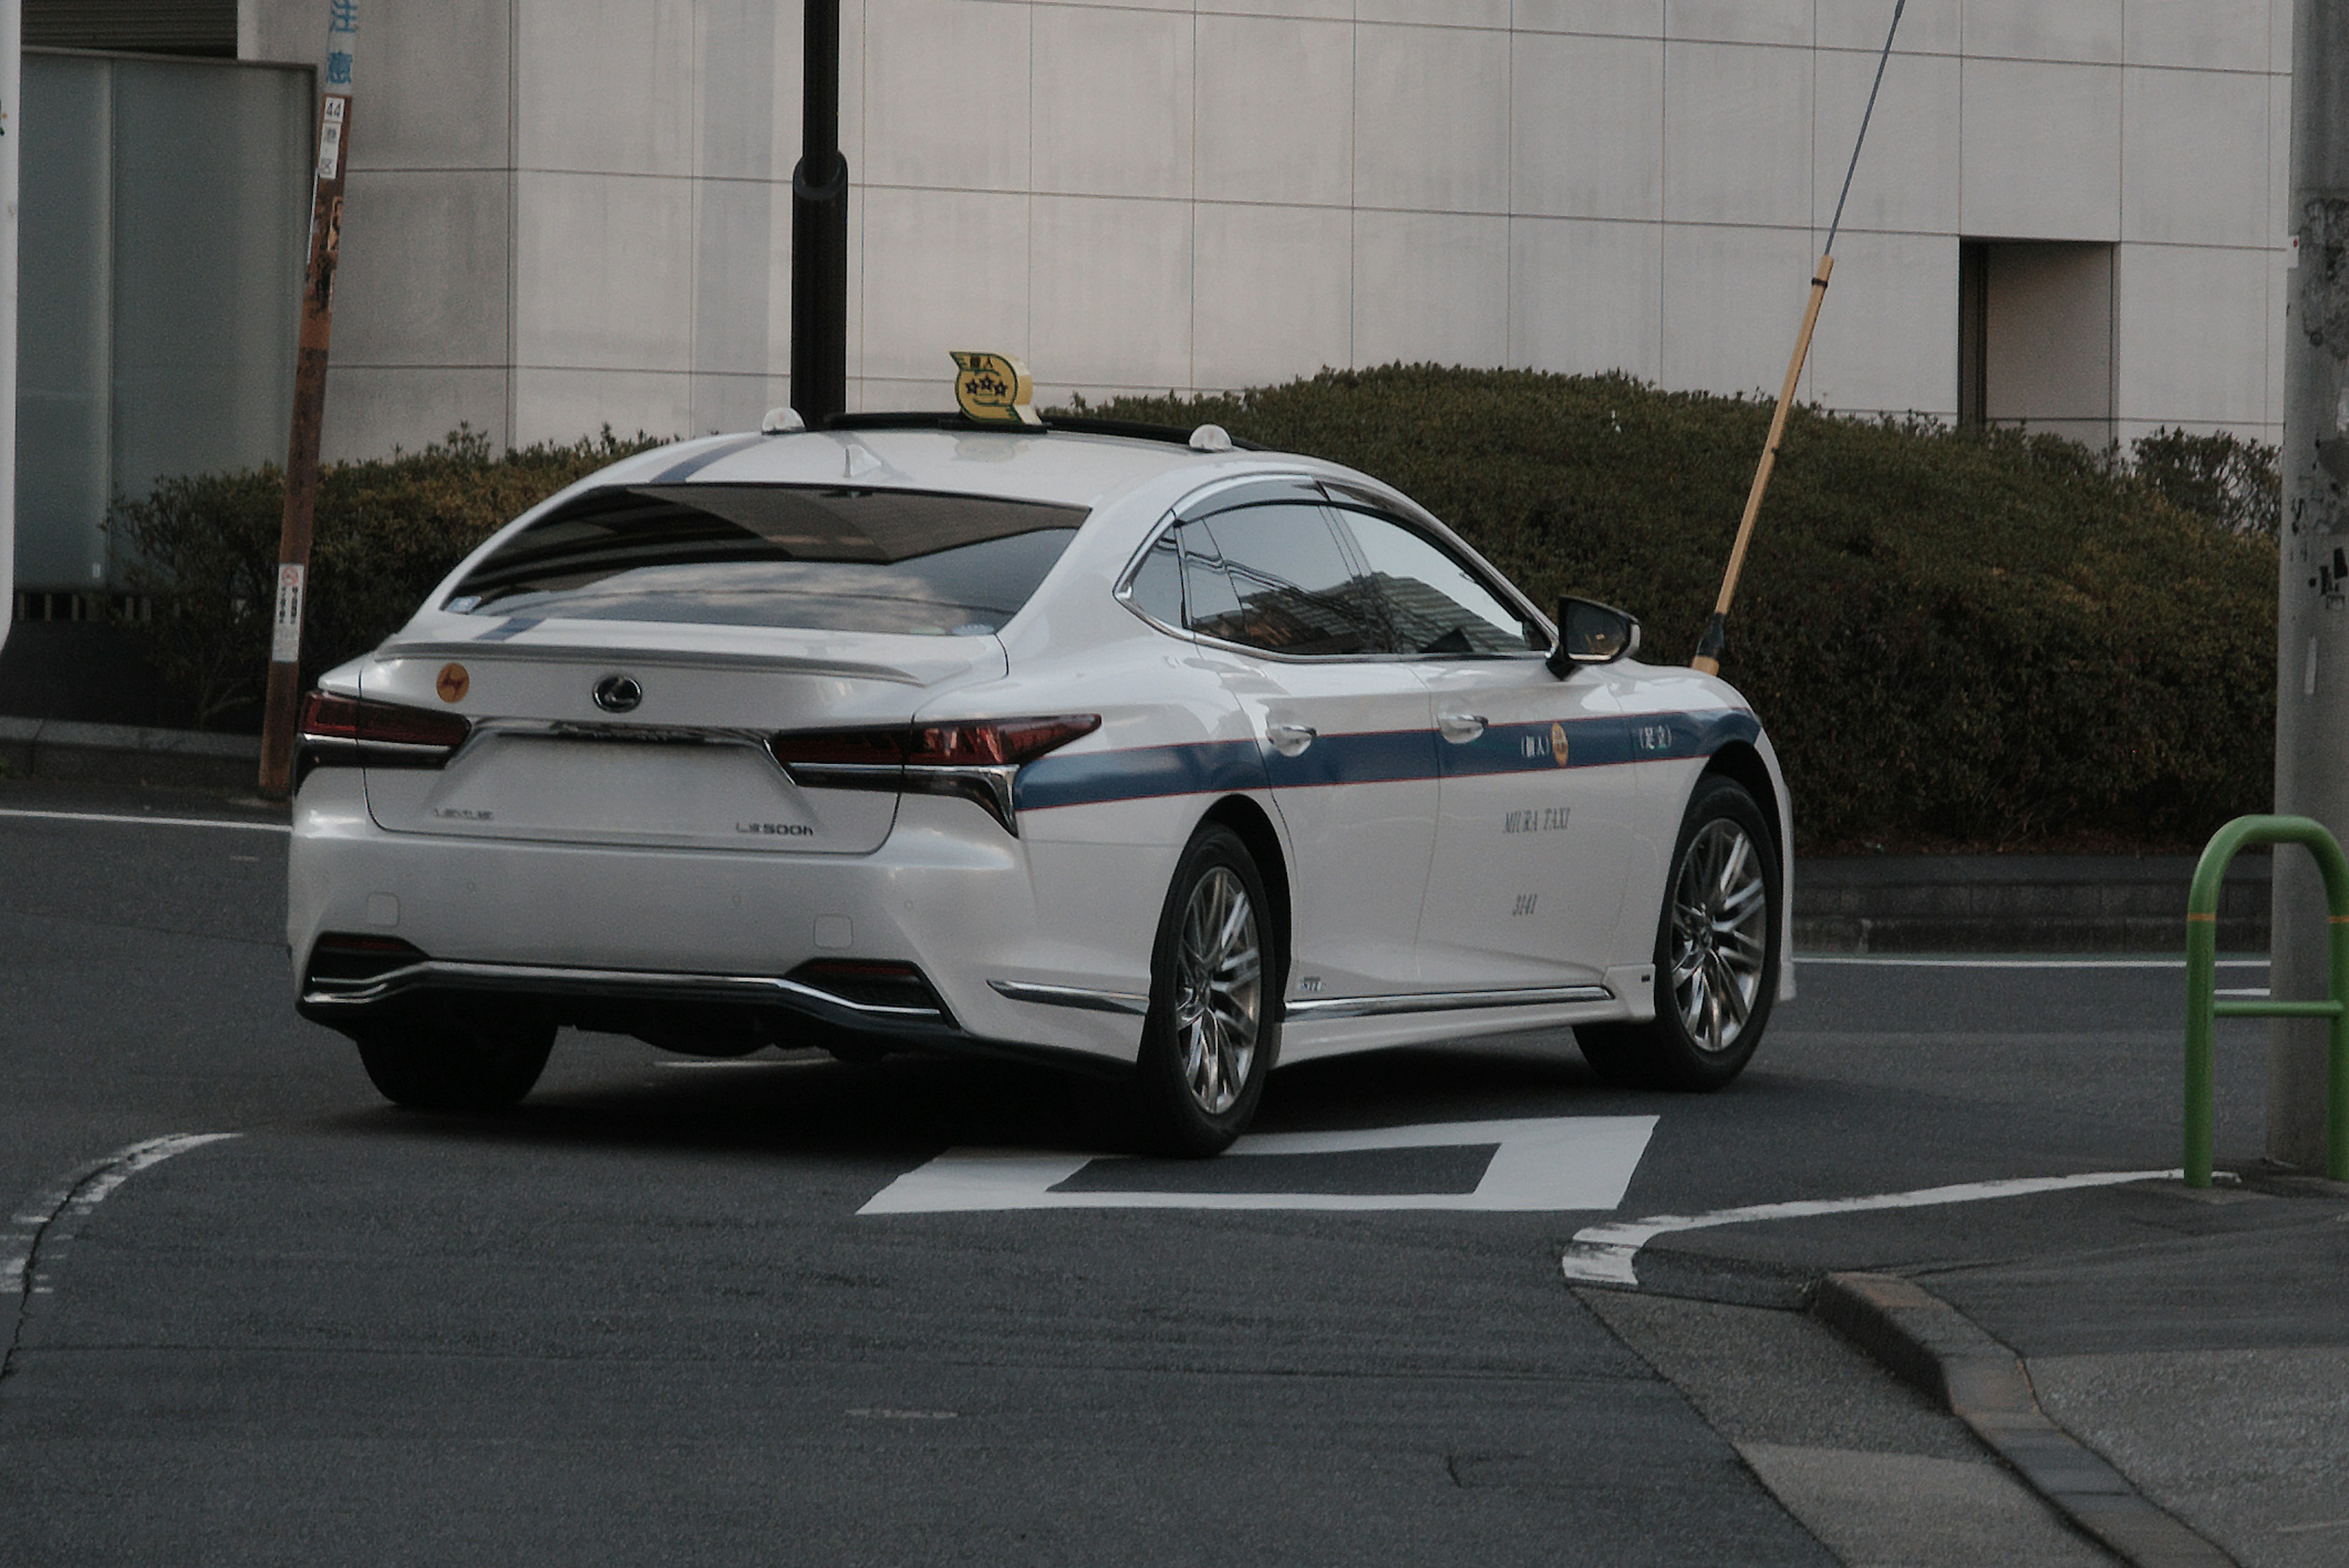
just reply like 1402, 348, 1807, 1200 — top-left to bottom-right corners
858, 1115, 1657, 1216
1798, 955, 2266, 969
847, 1408, 957, 1421
3, 1134, 242, 1300
1560, 1167, 2194, 1287
0, 808, 288, 834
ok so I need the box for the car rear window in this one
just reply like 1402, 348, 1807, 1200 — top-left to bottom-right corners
442, 484, 1087, 635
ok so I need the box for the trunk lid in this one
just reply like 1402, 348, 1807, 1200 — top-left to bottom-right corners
360, 622, 1004, 855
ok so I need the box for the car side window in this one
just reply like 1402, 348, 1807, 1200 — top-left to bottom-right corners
1330, 509, 1546, 656
1189, 503, 1384, 657
1124, 527, 1185, 628
1178, 521, 1245, 633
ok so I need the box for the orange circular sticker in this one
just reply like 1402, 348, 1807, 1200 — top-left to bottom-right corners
435, 663, 470, 703
1549, 721, 1570, 767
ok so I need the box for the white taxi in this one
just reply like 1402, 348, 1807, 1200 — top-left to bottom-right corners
288, 405, 1793, 1153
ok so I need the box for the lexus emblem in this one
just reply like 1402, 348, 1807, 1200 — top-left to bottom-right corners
592, 674, 643, 713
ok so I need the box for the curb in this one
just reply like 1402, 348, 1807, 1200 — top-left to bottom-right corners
0, 716, 258, 790
1794, 855, 2271, 955
1813, 1273, 2237, 1568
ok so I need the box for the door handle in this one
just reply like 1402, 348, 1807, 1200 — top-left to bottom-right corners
1266, 723, 1317, 757
1436, 712, 1488, 744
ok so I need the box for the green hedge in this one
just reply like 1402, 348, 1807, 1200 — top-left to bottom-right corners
114, 428, 660, 729
116, 371, 2279, 851
1076, 368, 2277, 852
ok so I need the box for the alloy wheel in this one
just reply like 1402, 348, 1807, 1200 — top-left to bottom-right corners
1668, 819, 1769, 1055
1173, 866, 1262, 1115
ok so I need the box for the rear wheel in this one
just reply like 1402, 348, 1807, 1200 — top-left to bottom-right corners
1577, 775, 1779, 1091
356, 1010, 556, 1111
1134, 825, 1277, 1156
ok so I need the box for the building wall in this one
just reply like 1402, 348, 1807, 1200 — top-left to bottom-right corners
14, 51, 311, 592
242, 0, 2289, 459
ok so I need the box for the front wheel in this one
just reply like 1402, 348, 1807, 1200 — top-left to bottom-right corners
355, 1009, 556, 1111
1577, 775, 1779, 1091
1133, 825, 1278, 1156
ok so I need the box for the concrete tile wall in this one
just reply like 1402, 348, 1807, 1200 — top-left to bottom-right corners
1508, 217, 1663, 382
250, 0, 2288, 457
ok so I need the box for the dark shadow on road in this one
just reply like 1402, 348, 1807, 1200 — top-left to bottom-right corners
300, 1025, 1677, 1165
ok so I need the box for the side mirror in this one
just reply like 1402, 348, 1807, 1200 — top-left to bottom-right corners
1546, 596, 1641, 677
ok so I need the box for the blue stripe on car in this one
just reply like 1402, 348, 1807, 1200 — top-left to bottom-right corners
1261, 728, 1437, 790
1434, 714, 1633, 776
1628, 707, 1762, 760
1016, 739, 1267, 812
1015, 708, 1759, 812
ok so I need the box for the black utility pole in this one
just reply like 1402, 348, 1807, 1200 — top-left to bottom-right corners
790, 0, 848, 426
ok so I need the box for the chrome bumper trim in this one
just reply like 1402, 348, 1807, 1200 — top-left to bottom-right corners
987, 979, 1152, 1016
302, 959, 943, 1020
1283, 984, 1613, 1020
786, 760, 1020, 836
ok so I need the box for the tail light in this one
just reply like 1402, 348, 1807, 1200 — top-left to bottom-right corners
768, 715, 1099, 836
297, 690, 473, 786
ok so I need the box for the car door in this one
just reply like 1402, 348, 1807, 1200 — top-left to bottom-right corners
1172, 489, 1440, 1000
1326, 505, 1638, 989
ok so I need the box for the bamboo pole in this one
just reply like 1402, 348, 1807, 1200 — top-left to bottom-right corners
1692, 254, 1832, 676
1691, 0, 1904, 677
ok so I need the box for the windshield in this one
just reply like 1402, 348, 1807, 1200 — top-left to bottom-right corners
442, 484, 1086, 635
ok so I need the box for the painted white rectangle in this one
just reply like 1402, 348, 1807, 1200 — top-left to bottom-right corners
270, 563, 305, 664
317, 95, 347, 182
858, 1115, 1657, 1215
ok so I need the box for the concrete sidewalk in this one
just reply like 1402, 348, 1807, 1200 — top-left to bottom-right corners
1656, 1174, 2349, 1567
1906, 1173, 2349, 1567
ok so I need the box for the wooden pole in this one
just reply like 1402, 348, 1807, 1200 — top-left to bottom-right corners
258, 2, 357, 797
1692, 253, 1832, 677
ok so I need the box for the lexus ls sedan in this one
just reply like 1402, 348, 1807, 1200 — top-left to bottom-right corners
288, 414, 1792, 1153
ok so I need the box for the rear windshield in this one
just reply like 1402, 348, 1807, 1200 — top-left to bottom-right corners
442, 484, 1086, 635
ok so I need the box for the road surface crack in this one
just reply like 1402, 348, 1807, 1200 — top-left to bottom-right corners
1, 1134, 239, 1386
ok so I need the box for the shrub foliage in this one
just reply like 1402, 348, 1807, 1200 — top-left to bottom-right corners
117, 371, 2278, 850
114, 428, 659, 730
1078, 368, 2277, 850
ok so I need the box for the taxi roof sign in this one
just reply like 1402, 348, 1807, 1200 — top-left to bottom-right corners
951, 351, 1042, 427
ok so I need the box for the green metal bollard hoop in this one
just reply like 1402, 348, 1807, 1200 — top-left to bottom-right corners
2184, 815, 2349, 1187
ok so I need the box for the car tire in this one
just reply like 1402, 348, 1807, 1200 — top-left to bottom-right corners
355, 1010, 557, 1111
1133, 825, 1279, 1157
1577, 775, 1780, 1091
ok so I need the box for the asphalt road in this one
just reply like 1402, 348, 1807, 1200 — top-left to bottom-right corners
0, 782, 2273, 1566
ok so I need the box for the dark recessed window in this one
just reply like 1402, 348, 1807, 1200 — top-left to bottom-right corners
28, 0, 237, 59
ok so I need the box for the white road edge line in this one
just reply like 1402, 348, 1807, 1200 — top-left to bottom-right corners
1560, 1168, 2194, 1288
1797, 955, 2266, 969
2, 1134, 243, 1302
0, 808, 289, 834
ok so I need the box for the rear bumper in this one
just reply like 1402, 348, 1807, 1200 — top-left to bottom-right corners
300, 954, 951, 1035
287, 772, 1164, 1065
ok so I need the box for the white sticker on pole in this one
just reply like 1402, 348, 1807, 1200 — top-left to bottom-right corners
317, 95, 347, 182
272, 563, 306, 664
